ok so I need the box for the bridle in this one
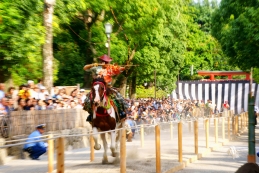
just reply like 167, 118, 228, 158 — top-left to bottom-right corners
92, 81, 106, 100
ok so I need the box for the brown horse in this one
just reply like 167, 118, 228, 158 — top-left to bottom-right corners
91, 78, 123, 164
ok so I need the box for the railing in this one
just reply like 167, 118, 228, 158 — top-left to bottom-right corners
0, 107, 224, 138
0, 110, 249, 173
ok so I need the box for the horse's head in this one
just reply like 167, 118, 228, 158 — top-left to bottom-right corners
92, 78, 106, 106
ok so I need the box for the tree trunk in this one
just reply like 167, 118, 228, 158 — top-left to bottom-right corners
43, 0, 55, 92
119, 76, 127, 97
130, 73, 136, 99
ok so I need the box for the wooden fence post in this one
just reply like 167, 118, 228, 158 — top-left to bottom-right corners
57, 137, 65, 173
222, 117, 225, 142
120, 129, 126, 173
155, 125, 161, 173
188, 121, 191, 133
90, 132, 94, 162
194, 121, 198, 154
232, 116, 235, 138
228, 117, 230, 141
140, 124, 144, 147
238, 115, 239, 135
214, 118, 218, 143
48, 134, 54, 173
205, 119, 209, 148
178, 122, 183, 162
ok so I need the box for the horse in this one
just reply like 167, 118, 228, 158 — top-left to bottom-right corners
90, 78, 123, 164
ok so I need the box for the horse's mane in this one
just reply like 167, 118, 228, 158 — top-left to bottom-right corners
92, 77, 106, 86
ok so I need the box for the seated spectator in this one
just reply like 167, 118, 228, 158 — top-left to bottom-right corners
18, 84, 30, 99
46, 99, 55, 110
15, 98, 26, 111
0, 83, 5, 100
23, 124, 48, 160
36, 79, 43, 89
24, 98, 33, 110
39, 86, 47, 100
32, 86, 40, 100
5, 87, 15, 99
8, 98, 15, 111
0, 97, 10, 116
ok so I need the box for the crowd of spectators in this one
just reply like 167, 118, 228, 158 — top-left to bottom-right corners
0, 80, 229, 121
0, 80, 87, 116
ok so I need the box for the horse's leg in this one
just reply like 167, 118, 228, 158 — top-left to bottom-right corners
101, 133, 108, 164
110, 130, 117, 157
93, 127, 101, 150
115, 128, 121, 151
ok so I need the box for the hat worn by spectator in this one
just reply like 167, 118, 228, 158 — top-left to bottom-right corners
36, 124, 46, 129
28, 80, 34, 84
80, 89, 85, 92
40, 86, 46, 90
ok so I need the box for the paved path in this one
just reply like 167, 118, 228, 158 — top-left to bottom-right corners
0, 118, 256, 173
177, 126, 259, 173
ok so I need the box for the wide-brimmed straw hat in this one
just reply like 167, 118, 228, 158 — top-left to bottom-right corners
98, 55, 112, 62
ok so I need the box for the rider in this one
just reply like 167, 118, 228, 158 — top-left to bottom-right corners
83, 54, 128, 123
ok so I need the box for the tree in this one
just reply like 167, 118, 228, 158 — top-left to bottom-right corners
0, 0, 45, 85
211, 0, 259, 70
178, 0, 236, 80
43, 0, 55, 91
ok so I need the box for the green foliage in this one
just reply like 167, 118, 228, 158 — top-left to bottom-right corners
136, 86, 167, 98
0, 0, 45, 85
0, 0, 238, 90
211, 0, 259, 70
181, 0, 232, 80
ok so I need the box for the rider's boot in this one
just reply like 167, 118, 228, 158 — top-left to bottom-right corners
119, 111, 126, 119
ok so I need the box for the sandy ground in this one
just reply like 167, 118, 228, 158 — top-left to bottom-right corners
0, 118, 249, 173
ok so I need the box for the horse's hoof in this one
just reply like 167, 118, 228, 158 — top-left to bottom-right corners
113, 157, 120, 164
94, 144, 101, 150
102, 159, 109, 164
111, 152, 118, 157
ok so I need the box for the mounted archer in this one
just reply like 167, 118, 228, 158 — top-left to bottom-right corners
83, 54, 128, 123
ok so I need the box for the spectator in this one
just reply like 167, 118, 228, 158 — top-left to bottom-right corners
23, 124, 48, 160
15, 98, 26, 111
0, 83, 5, 100
36, 79, 43, 89
0, 97, 10, 116
39, 86, 47, 100
126, 116, 136, 138
80, 89, 86, 104
32, 86, 40, 100
124, 119, 133, 142
46, 99, 55, 110
18, 84, 30, 99
24, 98, 33, 110
8, 98, 15, 111
5, 87, 15, 99
70, 89, 78, 99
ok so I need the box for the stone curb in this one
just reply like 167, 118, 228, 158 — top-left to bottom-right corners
164, 140, 229, 173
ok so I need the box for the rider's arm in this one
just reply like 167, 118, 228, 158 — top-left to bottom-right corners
83, 63, 98, 71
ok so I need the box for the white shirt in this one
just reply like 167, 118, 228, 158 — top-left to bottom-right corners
0, 90, 4, 100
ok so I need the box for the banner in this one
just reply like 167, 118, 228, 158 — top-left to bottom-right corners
172, 80, 259, 114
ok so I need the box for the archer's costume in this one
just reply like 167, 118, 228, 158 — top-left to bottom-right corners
83, 55, 128, 123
